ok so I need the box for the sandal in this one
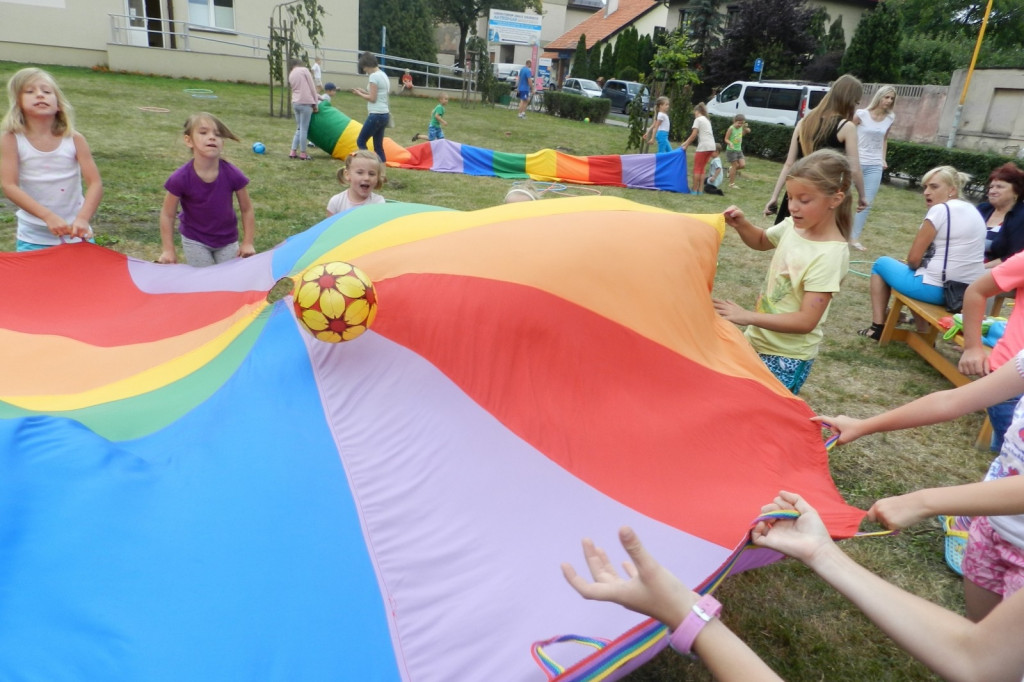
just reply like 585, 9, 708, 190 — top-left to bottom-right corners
298, 154, 312, 161
858, 323, 884, 341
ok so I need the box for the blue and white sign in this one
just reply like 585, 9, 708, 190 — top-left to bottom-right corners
753, 58, 763, 73
487, 9, 542, 46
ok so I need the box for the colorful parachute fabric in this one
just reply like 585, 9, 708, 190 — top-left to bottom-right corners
308, 101, 690, 193
0, 197, 864, 681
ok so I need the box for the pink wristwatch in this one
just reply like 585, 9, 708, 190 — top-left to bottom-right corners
668, 594, 722, 655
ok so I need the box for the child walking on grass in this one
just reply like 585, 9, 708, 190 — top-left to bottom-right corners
0, 67, 102, 251
679, 102, 715, 195
158, 113, 255, 266
815, 348, 1024, 623
725, 113, 750, 188
412, 94, 449, 142
644, 96, 671, 154
714, 149, 851, 394
327, 150, 386, 216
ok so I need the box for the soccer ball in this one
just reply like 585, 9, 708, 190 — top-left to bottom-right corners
252, 142, 266, 154
292, 262, 377, 343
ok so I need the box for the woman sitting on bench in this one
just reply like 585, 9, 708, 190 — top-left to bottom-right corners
860, 165, 987, 340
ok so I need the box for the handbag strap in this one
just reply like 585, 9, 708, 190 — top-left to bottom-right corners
940, 202, 951, 284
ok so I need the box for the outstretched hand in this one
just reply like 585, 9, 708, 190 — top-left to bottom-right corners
866, 492, 929, 530
713, 298, 753, 325
750, 491, 834, 567
809, 415, 865, 445
562, 526, 698, 630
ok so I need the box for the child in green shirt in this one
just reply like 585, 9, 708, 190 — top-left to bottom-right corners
411, 94, 449, 142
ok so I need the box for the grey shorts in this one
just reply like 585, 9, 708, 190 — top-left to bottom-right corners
726, 150, 744, 163
182, 235, 238, 267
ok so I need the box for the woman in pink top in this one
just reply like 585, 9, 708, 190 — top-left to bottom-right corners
288, 58, 319, 161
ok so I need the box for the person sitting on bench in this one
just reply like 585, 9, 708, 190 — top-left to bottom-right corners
859, 165, 986, 340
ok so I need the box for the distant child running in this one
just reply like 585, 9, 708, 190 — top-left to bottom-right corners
714, 149, 852, 394
725, 114, 750, 188
412, 93, 449, 142
645, 96, 671, 153
159, 113, 255, 266
0, 67, 102, 251
679, 102, 715, 195
326, 150, 386, 216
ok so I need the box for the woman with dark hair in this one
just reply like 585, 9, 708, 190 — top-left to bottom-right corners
977, 162, 1024, 266
764, 74, 867, 225
350, 52, 391, 163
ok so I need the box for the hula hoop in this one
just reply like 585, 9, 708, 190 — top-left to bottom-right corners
137, 106, 170, 113
183, 88, 213, 95
191, 94, 219, 99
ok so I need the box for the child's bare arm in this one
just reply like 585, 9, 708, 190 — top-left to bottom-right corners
72, 132, 102, 239
158, 192, 180, 264
715, 290, 832, 334
236, 187, 256, 257
723, 206, 772, 250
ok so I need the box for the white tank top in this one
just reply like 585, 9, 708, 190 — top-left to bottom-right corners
15, 133, 86, 245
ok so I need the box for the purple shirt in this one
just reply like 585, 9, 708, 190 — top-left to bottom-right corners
164, 159, 249, 248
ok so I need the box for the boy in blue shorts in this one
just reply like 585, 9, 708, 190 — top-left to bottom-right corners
412, 94, 449, 142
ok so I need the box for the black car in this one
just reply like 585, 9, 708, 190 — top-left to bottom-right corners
600, 79, 650, 113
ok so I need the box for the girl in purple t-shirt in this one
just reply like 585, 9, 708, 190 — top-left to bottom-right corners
158, 113, 255, 267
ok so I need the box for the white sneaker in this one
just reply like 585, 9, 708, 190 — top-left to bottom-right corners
851, 241, 867, 251
518, 113, 525, 119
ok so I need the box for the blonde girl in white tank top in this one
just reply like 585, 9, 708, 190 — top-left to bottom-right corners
0, 67, 102, 250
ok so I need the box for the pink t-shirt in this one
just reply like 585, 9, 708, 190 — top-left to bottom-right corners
989, 251, 1024, 369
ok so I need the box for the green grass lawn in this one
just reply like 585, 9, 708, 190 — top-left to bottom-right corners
0, 61, 995, 681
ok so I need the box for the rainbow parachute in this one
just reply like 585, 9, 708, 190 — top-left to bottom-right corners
0, 197, 863, 680
308, 101, 690, 193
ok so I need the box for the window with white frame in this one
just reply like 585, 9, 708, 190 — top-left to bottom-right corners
188, 0, 234, 30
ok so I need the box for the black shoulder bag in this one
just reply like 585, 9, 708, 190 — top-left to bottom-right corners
940, 203, 969, 313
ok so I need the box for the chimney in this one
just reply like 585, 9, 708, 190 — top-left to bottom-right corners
605, 0, 619, 17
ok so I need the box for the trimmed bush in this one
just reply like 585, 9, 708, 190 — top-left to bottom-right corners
543, 91, 611, 123
709, 114, 1022, 193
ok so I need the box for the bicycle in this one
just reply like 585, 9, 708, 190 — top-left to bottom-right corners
529, 90, 545, 113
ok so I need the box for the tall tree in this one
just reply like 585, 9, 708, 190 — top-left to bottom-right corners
600, 42, 615, 80
614, 26, 640, 78
687, 0, 722, 62
359, 0, 437, 70
429, 0, 543, 67
840, 1, 903, 83
703, 0, 819, 85
570, 34, 590, 78
825, 16, 846, 53
637, 33, 656, 78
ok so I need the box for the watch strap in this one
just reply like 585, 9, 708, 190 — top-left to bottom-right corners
668, 594, 723, 655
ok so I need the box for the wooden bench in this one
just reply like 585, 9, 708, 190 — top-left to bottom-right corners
879, 290, 993, 449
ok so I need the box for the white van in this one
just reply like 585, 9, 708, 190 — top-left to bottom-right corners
707, 81, 829, 126
493, 63, 525, 84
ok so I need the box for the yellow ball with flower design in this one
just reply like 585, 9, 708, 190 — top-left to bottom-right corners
293, 262, 377, 343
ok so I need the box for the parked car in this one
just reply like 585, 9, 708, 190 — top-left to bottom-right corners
561, 77, 602, 98
493, 63, 525, 84
600, 79, 649, 113
707, 81, 829, 126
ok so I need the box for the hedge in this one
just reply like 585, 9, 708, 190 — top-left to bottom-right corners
709, 114, 1021, 195
542, 91, 611, 124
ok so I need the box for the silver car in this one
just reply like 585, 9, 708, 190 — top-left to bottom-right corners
561, 77, 602, 98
